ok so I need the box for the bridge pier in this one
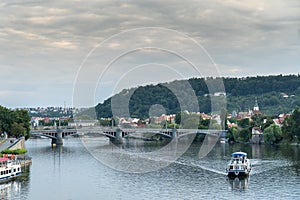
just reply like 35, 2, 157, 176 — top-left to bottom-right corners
110, 128, 123, 144
52, 128, 63, 146
171, 128, 178, 142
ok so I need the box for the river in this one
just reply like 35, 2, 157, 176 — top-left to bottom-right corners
2, 136, 300, 199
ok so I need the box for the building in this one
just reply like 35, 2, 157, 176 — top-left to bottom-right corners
249, 98, 263, 116
250, 126, 264, 144
69, 120, 98, 127
273, 113, 290, 127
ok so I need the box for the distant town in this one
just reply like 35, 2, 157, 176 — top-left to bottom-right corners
16, 98, 298, 146
23, 100, 285, 126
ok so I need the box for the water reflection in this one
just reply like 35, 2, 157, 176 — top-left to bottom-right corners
52, 145, 62, 171
84, 137, 199, 173
227, 177, 249, 191
0, 181, 21, 199
5, 139, 300, 199
0, 166, 30, 200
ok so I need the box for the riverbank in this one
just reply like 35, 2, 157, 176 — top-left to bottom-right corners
20, 158, 32, 168
0, 138, 32, 169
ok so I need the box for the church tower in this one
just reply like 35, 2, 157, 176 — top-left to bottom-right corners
253, 97, 259, 111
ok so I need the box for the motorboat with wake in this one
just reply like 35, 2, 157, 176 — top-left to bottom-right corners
226, 152, 251, 177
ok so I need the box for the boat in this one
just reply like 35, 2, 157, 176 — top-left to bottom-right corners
0, 157, 22, 183
226, 152, 251, 177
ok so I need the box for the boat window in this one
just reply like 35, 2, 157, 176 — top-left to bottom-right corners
1, 171, 3, 175
14, 169, 16, 172
9, 170, 11, 173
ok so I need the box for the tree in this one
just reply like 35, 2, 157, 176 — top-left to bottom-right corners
220, 108, 227, 130
226, 127, 235, 142
230, 127, 239, 142
261, 117, 274, 131
199, 118, 210, 129
99, 118, 112, 127
181, 114, 199, 129
0, 105, 31, 139
95, 75, 300, 118
282, 107, 300, 142
263, 124, 282, 144
251, 114, 264, 127
282, 116, 293, 141
238, 118, 250, 128
10, 123, 26, 138
239, 128, 251, 142
175, 112, 181, 125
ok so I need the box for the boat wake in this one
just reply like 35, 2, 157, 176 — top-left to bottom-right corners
82, 138, 290, 176
189, 162, 227, 175
82, 138, 229, 175
173, 159, 228, 175
249, 159, 292, 175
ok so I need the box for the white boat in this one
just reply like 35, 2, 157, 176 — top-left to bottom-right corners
0, 157, 22, 183
226, 152, 251, 177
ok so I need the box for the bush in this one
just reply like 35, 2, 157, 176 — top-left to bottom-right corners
1, 148, 27, 155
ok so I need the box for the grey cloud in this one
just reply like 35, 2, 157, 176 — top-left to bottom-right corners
0, 0, 299, 107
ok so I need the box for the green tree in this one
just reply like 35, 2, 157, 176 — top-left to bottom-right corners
230, 127, 239, 142
251, 114, 264, 127
282, 116, 293, 141
220, 108, 227, 130
282, 107, 300, 142
263, 124, 282, 144
0, 106, 30, 139
175, 112, 199, 129
239, 128, 251, 142
10, 122, 26, 138
99, 118, 112, 127
95, 74, 300, 118
181, 115, 199, 129
238, 118, 250, 128
175, 112, 181, 125
261, 117, 274, 131
226, 128, 234, 142
199, 118, 210, 129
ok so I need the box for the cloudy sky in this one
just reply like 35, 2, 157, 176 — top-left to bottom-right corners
0, 0, 299, 108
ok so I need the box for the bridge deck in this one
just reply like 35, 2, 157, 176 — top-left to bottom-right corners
30, 128, 226, 140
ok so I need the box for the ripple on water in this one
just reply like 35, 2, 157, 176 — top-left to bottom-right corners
249, 158, 293, 175
9, 139, 300, 200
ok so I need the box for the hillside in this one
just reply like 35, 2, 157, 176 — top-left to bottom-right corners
95, 74, 300, 118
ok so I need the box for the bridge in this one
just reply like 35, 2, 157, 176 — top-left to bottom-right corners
102, 128, 227, 144
30, 127, 227, 145
30, 128, 77, 145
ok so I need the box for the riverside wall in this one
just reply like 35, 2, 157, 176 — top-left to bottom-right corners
8, 137, 26, 150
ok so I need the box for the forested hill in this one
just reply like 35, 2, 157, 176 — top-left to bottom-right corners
95, 74, 300, 118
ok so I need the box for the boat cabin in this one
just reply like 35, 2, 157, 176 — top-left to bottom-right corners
227, 151, 251, 177
0, 157, 22, 182
230, 152, 248, 165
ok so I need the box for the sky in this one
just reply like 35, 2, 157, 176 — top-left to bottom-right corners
0, 0, 299, 108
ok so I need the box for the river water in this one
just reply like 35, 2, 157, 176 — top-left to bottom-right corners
2, 136, 300, 200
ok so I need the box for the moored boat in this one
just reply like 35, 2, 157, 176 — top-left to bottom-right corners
226, 152, 251, 177
0, 157, 22, 183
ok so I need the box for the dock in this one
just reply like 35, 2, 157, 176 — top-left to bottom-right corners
20, 159, 32, 168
